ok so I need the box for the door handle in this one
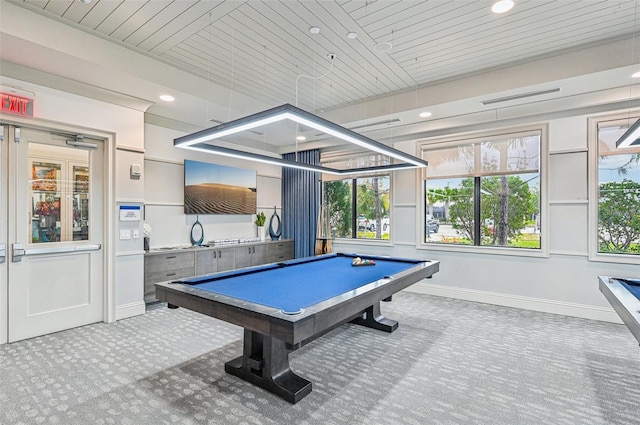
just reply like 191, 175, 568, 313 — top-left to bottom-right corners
22, 244, 101, 256
0, 243, 5, 263
12, 243, 25, 262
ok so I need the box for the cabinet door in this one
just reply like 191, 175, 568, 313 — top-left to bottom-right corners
234, 246, 253, 269
216, 247, 235, 272
252, 244, 267, 265
195, 249, 217, 275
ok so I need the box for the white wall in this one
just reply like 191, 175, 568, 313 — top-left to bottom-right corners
143, 123, 283, 249
333, 111, 638, 323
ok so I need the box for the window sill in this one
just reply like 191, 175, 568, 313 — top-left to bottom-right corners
332, 238, 393, 247
588, 252, 640, 265
418, 242, 548, 258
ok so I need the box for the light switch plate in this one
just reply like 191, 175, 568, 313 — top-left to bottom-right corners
119, 229, 131, 240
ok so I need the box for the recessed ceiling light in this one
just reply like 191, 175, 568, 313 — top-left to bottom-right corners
296, 135, 306, 141
159, 94, 175, 102
419, 111, 432, 118
347, 32, 358, 40
373, 42, 393, 52
632, 71, 640, 78
78, 0, 92, 3
492, 0, 514, 14
309, 27, 320, 34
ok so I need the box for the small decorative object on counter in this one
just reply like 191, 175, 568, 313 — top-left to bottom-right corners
190, 215, 204, 246
268, 206, 282, 241
255, 211, 266, 241
143, 222, 152, 252
255, 212, 266, 226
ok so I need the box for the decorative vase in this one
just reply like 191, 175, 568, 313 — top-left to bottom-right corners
268, 206, 282, 241
258, 225, 266, 241
143, 237, 150, 252
190, 215, 204, 246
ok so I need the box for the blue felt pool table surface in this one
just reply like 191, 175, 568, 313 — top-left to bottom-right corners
180, 254, 423, 313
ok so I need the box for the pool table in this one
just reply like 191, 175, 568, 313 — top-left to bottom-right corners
155, 252, 439, 403
599, 275, 640, 345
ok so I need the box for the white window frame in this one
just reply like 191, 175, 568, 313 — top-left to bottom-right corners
321, 172, 394, 245
588, 111, 640, 265
416, 124, 549, 258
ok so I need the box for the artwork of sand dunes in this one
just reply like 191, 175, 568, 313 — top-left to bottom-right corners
185, 183, 256, 215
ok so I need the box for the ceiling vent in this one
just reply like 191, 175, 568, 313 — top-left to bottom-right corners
481, 88, 561, 105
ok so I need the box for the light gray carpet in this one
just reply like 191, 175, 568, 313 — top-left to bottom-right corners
1, 292, 639, 425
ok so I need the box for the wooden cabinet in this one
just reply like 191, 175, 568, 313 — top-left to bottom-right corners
144, 251, 194, 302
267, 240, 295, 263
144, 240, 294, 303
234, 244, 267, 269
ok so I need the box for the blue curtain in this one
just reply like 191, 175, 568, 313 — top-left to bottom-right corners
282, 150, 321, 258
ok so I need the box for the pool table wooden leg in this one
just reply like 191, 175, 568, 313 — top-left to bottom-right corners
225, 329, 312, 404
350, 301, 398, 333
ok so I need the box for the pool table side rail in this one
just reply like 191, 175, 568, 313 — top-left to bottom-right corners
155, 259, 439, 345
599, 275, 640, 345
180, 252, 424, 286
154, 282, 308, 340
295, 259, 439, 345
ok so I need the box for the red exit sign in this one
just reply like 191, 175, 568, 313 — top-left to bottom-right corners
1, 92, 34, 117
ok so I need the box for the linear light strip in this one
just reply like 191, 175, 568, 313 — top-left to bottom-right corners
178, 143, 421, 175
179, 113, 289, 146
185, 143, 339, 174
616, 117, 640, 149
174, 104, 428, 171
285, 113, 423, 166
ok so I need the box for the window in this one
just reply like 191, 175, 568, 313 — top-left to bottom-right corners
420, 129, 541, 250
323, 175, 391, 240
594, 115, 640, 257
29, 144, 90, 243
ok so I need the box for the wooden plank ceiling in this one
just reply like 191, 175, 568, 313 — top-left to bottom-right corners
11, 0, 640, 113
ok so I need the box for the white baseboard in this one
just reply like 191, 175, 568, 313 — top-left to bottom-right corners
115, 300, 146, 321
405, 283, 623, 323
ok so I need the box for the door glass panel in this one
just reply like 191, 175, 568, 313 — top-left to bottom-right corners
31, 161, 61, 243
29, 144, 89, 243
72, 166, 89, 241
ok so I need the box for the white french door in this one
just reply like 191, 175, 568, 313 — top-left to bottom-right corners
5, 125, 104, 342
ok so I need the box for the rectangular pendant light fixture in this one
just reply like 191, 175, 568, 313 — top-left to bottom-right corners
616, 117, 640, 149
174, 103, 428, 174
